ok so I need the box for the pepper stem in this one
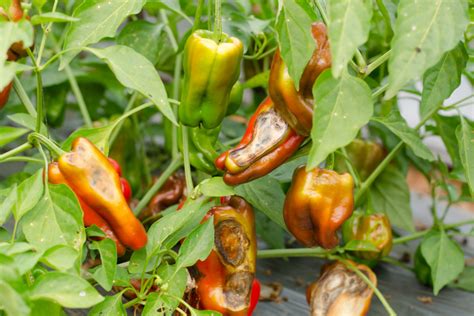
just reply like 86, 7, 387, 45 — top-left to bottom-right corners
28, 132, 65, 158
213, 0, 222, 42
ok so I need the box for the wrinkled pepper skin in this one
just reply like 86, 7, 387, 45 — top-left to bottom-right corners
335, 139, 386, 181
284, 166, 354, 248
58, 137, 147, 250
306, 261, 376, 316
48, 162, 126, 256
269, 22, 331, 136
215, 97, 305, 185
342, 212, 393, 261
179, 30, 244, 129
196, 196, 257, 315
414, 245, 433, 287
139, 171, 186, 221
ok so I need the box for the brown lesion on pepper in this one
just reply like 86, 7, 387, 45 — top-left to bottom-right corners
228, 107, 290, 168
215, 219, 250, 267
223, 271, 253, 310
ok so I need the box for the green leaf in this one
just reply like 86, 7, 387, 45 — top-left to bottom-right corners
89, 238, 117, 291
450, 266, 474, 292
8, 113, 48, 134
142, 292, 169, 316
456, 115, 474, 197
157, 264, 188, 310
31, 12, 80, 25
276, 0, 317, 89
372, 111, 434, 161
41, 245, 79, 272
327, 0, 373, 77
89, 293, 126, 316
308, 70, 373, 168
0, 185, 16, 225
421, 230, 465, 295
0, 21, 34, 90
235, 176, 286, 230
87, 45, 176, 125
12, 170, 44, 221
117, 20, 164, 64
199, 177, 235, 197
255, 211, 286, 249
30, 272, 104, 308
175, 220, 214, 269
434, 115, 464, 172
22, 184, 85, 252
60, 0, 146, 68
369, 165, 414, 232
62, 125, 114, 154
0, 280, 31, 316
420, 43, 468, 117
0, 127, 28, 147
30, 299, 63, 316
386, 0, 469, 98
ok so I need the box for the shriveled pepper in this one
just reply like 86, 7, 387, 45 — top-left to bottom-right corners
48, 162, 126, 256
215, 97, 305, 185
283, 166, 354, 248
335, 139, 386, 181
196, 196, 257, 315
57, 137, 147, 250
179, 30, 243, 128
306, 261, 376, 316
342, 211, 393, 261
139, 171, 186, 221
269, 22, 331, 136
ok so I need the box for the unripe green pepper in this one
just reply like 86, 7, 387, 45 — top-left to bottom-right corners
342, 211, 393, 261
414, 245, 433, 287
179, 30, 243, 129
226, 81, 244, 116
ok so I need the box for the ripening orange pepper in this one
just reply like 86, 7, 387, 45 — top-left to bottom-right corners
283, 166, 354, 249
215, 97, 305, 185
196, 196, 257, 315
57, 137, 147, 250
48, 162, 126, 256
306, 260, 376, 316
269, 22, 331, 136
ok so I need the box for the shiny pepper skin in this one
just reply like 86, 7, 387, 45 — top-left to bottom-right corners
58, 137, 147, 250
196, 196, 257, 315
215, 97, 305, 185
48, 162, 126, 256
269, 22, 331, 136
283, 166, 354, 249
139, 171, 186, 221
335, 139, 386, 181
179, 30, 243, 129
342, 212, 393, 261
306, 261, 376, 316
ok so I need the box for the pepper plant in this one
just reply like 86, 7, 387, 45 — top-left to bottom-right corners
0, 0, 473, 315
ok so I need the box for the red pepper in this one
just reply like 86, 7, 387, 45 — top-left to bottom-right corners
248, 278, 260, 316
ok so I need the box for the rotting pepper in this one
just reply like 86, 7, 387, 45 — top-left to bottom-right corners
179, 30, 244, 129
48, 162, 126, 256
195, 196, 257, 315
56, 137, 147, 250
215, 97, 305, 186
335, 139, 386, 181
283, 166, 354, 249
269, 22, 331, 136
139, 171, 187, 221
342, 211, 393, 262
306, 260, 376, 316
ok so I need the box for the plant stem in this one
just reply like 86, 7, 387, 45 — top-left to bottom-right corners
28, 133, 65, 158
171, 54, 182, 160
36, 0, 59, 64
13, 76, 37, 116
355, 49, 367, 69
213, 0, 222, 42
257, 247, 335, 259
65, 65, 92, 127
192, 0, 205, 32
133, 158, 183, 216
109, 92, 138, 146
0, 157, 43, 164
372, 83, 389, 99
364, 50, 391, 77
159, 10, 179, 51
26, 49, 45, 134
0, 143, 32, 162
339, 258, 397, 316
375, 0, 393, 37
338, 148, 360, 187
181, 125, 194, 194
393, 219, 474, 244
314, 0, 328, 25
441, 94, 474, 110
